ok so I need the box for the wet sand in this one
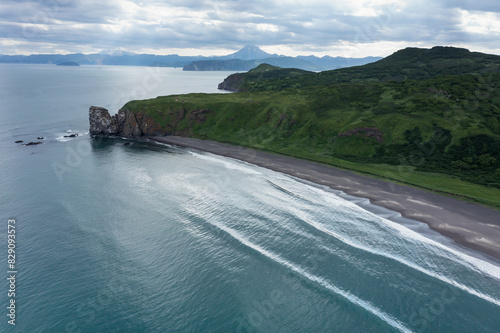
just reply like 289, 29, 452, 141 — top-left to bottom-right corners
150, 136, 500, 262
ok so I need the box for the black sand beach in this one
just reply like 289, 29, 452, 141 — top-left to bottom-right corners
150, 136, 500, 262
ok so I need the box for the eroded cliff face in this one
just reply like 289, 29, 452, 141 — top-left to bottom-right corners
89, 106, 167, 137
89, 106, 118, 135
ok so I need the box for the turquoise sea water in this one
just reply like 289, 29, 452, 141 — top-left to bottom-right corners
0, 64, 499, 332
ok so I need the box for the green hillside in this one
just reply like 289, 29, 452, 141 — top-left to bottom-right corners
124, 47, 500, 208
220, 46, 500, 92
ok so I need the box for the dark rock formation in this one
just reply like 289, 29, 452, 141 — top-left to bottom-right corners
15, 140, 23, 143
89, 107, 119, 135
23, 142, 43, 146
64, 134, 78, 138
37, 137, 44, 140
89, 106, 168, 137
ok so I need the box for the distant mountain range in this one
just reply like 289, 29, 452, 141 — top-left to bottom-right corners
0, 45, 381, 71
184, 45, 381, 71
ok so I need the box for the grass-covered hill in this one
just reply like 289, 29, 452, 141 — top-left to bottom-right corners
220, 46, 500, 92
217, 64, 311, 91
122, 46, 500, 208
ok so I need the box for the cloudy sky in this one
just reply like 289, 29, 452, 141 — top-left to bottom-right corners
1, 0, 499, 57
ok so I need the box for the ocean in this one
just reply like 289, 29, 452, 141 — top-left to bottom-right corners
0, 64, 499, 333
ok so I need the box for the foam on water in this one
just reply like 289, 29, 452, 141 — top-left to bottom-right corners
263, 174, 500, 302
269, 173, 500, 278
188, 151, 263, 175
205, 217, 414, 333
55, 129, 89, 142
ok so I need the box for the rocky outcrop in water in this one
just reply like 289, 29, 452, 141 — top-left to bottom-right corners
89, 107, 118, 135
89, 106, 169, 137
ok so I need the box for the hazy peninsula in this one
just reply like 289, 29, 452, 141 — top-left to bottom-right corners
57, 61, 80, 66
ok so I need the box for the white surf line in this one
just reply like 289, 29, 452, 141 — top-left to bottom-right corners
374, 214, 500, 280
266, 179, 306, 201
210, 221, 413, 333
188, 151, 262, 175
244, 173, 500, 305
297, 214, 500, 308
283, 176, 500, 281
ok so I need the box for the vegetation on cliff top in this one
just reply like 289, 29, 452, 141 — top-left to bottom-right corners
123, 46, 500, 208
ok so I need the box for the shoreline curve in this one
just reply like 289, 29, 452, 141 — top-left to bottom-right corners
148, 135, 500, 263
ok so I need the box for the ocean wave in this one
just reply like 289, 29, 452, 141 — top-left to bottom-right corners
292, 206, 500, 307
268, 174, 500, 281
188, 151, 262, 175
253, 173, 500, 308
205, 219, 414, 333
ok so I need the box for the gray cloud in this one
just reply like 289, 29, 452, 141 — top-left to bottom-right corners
0, 0, 499, 56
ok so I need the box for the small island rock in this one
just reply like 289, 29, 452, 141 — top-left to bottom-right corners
57, 62, 80, 66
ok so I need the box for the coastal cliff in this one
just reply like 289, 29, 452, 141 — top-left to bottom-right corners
217, 73, 244, 91
89, 106, 167, 137
89, 105, 211, 137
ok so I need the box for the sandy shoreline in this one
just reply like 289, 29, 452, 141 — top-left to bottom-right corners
149, 135, 500, 262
